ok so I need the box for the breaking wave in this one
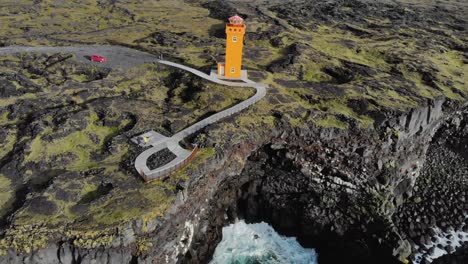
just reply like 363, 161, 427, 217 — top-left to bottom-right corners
210, 220, 318, 264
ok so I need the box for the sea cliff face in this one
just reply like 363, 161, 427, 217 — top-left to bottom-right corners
1, 99, 466, 264
173, 98, 468, 264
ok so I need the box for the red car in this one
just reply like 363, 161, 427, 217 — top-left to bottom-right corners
90, 54, 106, 63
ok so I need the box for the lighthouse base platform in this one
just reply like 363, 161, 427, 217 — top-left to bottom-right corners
210, 69, 248, 81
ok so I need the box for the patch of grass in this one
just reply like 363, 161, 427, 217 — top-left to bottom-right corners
396, 64, 440, 99
0, 225, 50, 255
0, 93, 37, 108
298, 97, 375, 128
70, 74, 89, 82
88, 185, 174, 227
237, 108, 275, 131
24, 111, 121, 171
9, 167, 147, 239
0, 175, 13, 219
302, 62, 336, 82
15, 177, 101, 226
288, 111, 309, 127
309, 25, 393, 71
0, 129, 16, 158
135, 237, 153, 256
428, 50, 467, 97
115, 64, 169, 103
78, 184, 99, 204
174, 147, 216, 179
195, 147, 216, 161
363, 83, 419, 111
93, 207, 140, 226
0, 111, 9, 124
314, 115, 348, 129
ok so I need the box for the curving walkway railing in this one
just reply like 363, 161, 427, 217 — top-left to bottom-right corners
134, 61, 267, 181
140, 146, 198, 182
157, 60, 267, 89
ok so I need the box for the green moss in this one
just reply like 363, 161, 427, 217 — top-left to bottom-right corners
314, 115, 348, 129
309, 25, 392, 71
436, 81, 464, 100
70, 74, 89, 82
114, 64, 169, 103
24, 112, 121, 170
428, 50, 467, 98
93, 208, 140, 225
307, 99, 374, 128
0, 129, 16, 159
0, 93, 37, 108
0, 175, 13, 219
0, 0, 222, 52
289, 111, 309, 127
11, 170, 171, 230
79, 184, 99, 204
135, 238, 153, 255
363, 84, 419, 110
0, 225, 50, 254
196, 147, 216, 161
0, 111, 10, 122
89, 185, 174, 226
302, 61, 337, 82
176, 147, 216, 178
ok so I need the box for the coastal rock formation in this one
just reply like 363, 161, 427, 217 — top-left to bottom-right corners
179, 98, 468, 264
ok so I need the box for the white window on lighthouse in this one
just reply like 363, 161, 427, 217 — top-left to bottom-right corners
232, 36, 238, 42
230, 67, 235, 73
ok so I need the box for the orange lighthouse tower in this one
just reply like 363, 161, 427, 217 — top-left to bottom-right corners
217, 15, 246, 79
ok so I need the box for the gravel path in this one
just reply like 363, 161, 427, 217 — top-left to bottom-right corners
0, 45, 158, 71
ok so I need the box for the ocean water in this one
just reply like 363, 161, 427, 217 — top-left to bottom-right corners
210, 220, 318, 264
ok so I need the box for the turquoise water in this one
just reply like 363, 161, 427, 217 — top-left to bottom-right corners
210, 220, 318, 264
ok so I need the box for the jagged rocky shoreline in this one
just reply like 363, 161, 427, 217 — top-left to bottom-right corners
397, 109, 468, 263
3, 100, 466, 264
178, 98, 468, 264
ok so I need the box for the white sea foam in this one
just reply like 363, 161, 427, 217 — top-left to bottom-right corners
413, 222, 468, 263
210, 220, 318, 264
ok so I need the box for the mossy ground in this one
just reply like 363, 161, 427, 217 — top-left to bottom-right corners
0, 176, 13, 220
0, 51, 252, 253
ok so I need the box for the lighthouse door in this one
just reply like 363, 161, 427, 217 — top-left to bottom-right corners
220, 65, 225, 76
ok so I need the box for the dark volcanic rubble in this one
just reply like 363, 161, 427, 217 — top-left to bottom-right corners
396, 111, 468, 263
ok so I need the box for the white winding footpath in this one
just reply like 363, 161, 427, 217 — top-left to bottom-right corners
0, 45, 267, 181
136, 60, 267, 181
